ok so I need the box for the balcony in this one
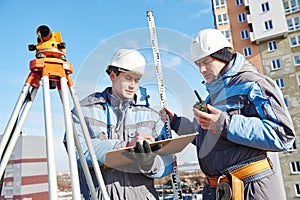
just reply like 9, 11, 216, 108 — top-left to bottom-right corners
247, 14, 252, 24
244, 0, 249, 7
250, 31, 255, 42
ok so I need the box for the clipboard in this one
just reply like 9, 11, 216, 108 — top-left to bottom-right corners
104, 132, 198, 169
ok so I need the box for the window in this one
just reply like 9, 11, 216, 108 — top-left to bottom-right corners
295, 16, 300, 29
5, 189, 13, 195
264, 20, 273, 30
287, 19, 293, 31
261, 2, 270, 12
217, 13, 229, 26
284, 0, 300, 13
271, 59, 281, 70
221, 30, 232, 42
291, 0, 298, 11
268, 41, 278, 51
295, 183, 300, 197
6, 172, 13, 177
284, 1, 289, 12
290, 35, 299, 46
5, 181, 13, 187
296, 34, 300, 46
287, 16, 300, 31
284, 98, 289, 107
275, 78, 285, 88
290, 37, 297, 46
241, 30, 249, 39
288, 140, 297, 151
236, 0, 243, 6
291, 161, 300, 174
6, 164, 13, 169
243, 47, 252, 57
297, 73, 300, 85
214, 0, 226, 9
238, 13, 246, 23
294, 54, 300, 65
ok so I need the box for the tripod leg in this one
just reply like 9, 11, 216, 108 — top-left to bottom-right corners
42, 76, 59, 200
73, 124, 98, 200
59, 77, 81, 200
58, 88, 98, 200
0, 83, 35, 158
69, 86, 110, 200
0, 85, 38, 178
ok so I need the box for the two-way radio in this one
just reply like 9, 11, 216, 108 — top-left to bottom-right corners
193, 90, 208, 113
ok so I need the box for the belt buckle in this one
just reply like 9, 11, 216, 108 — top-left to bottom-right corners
216, 174, 232, 200
217, 174, 226, 184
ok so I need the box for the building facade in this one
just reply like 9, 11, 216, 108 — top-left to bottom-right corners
0, 135, 49, 200
212, 0, 300, 199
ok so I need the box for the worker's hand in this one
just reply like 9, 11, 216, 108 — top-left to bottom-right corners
123, 140, 162, 173
159, 107, 174, 122
193, 104, 222, 134
127, 132, 155, 147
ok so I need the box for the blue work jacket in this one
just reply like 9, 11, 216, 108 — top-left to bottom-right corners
66, 87, 173, 200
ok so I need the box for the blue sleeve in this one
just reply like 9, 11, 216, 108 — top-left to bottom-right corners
72, 112, 120, 167
170, 114, 198, 136
226, 81, 295, 151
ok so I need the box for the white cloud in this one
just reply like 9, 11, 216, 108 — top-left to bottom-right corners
185, 0, 211, 5
189, 8, 211, 19
125, 40, 139, 49
164, 56, 182, 68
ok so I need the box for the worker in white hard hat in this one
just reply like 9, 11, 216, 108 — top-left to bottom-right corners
64, 49, 174, 200
162, 29, 295, 199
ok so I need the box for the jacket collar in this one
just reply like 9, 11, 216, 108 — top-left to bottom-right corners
79, 87, 136, 108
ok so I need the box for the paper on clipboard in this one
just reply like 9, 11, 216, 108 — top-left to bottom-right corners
104, 132, 198, 169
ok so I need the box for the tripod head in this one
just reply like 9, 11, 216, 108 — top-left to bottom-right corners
27, 25, 73, 90
28, 25, 67, 61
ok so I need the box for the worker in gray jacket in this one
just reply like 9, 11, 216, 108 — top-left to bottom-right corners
66, 48, 174, 200
163, 28, 295, 199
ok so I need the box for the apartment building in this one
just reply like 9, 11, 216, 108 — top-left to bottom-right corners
212, 0, 300, 199
0, 134, 49, 200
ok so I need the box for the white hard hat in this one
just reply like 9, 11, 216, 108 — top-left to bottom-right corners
107, 49, 146, 76
190, 29, 233, 62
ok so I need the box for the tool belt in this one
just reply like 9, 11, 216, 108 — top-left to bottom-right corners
207, 157, 273, 200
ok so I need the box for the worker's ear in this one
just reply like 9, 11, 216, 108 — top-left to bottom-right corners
109, 71, 116, 81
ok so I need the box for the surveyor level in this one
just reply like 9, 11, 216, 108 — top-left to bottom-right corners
0, 25, 109, 200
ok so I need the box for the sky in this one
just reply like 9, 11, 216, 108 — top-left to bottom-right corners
0, 0, 215, 172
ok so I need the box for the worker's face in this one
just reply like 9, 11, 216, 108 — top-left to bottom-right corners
194, 56, 226, 83
110, 71, 141, 100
